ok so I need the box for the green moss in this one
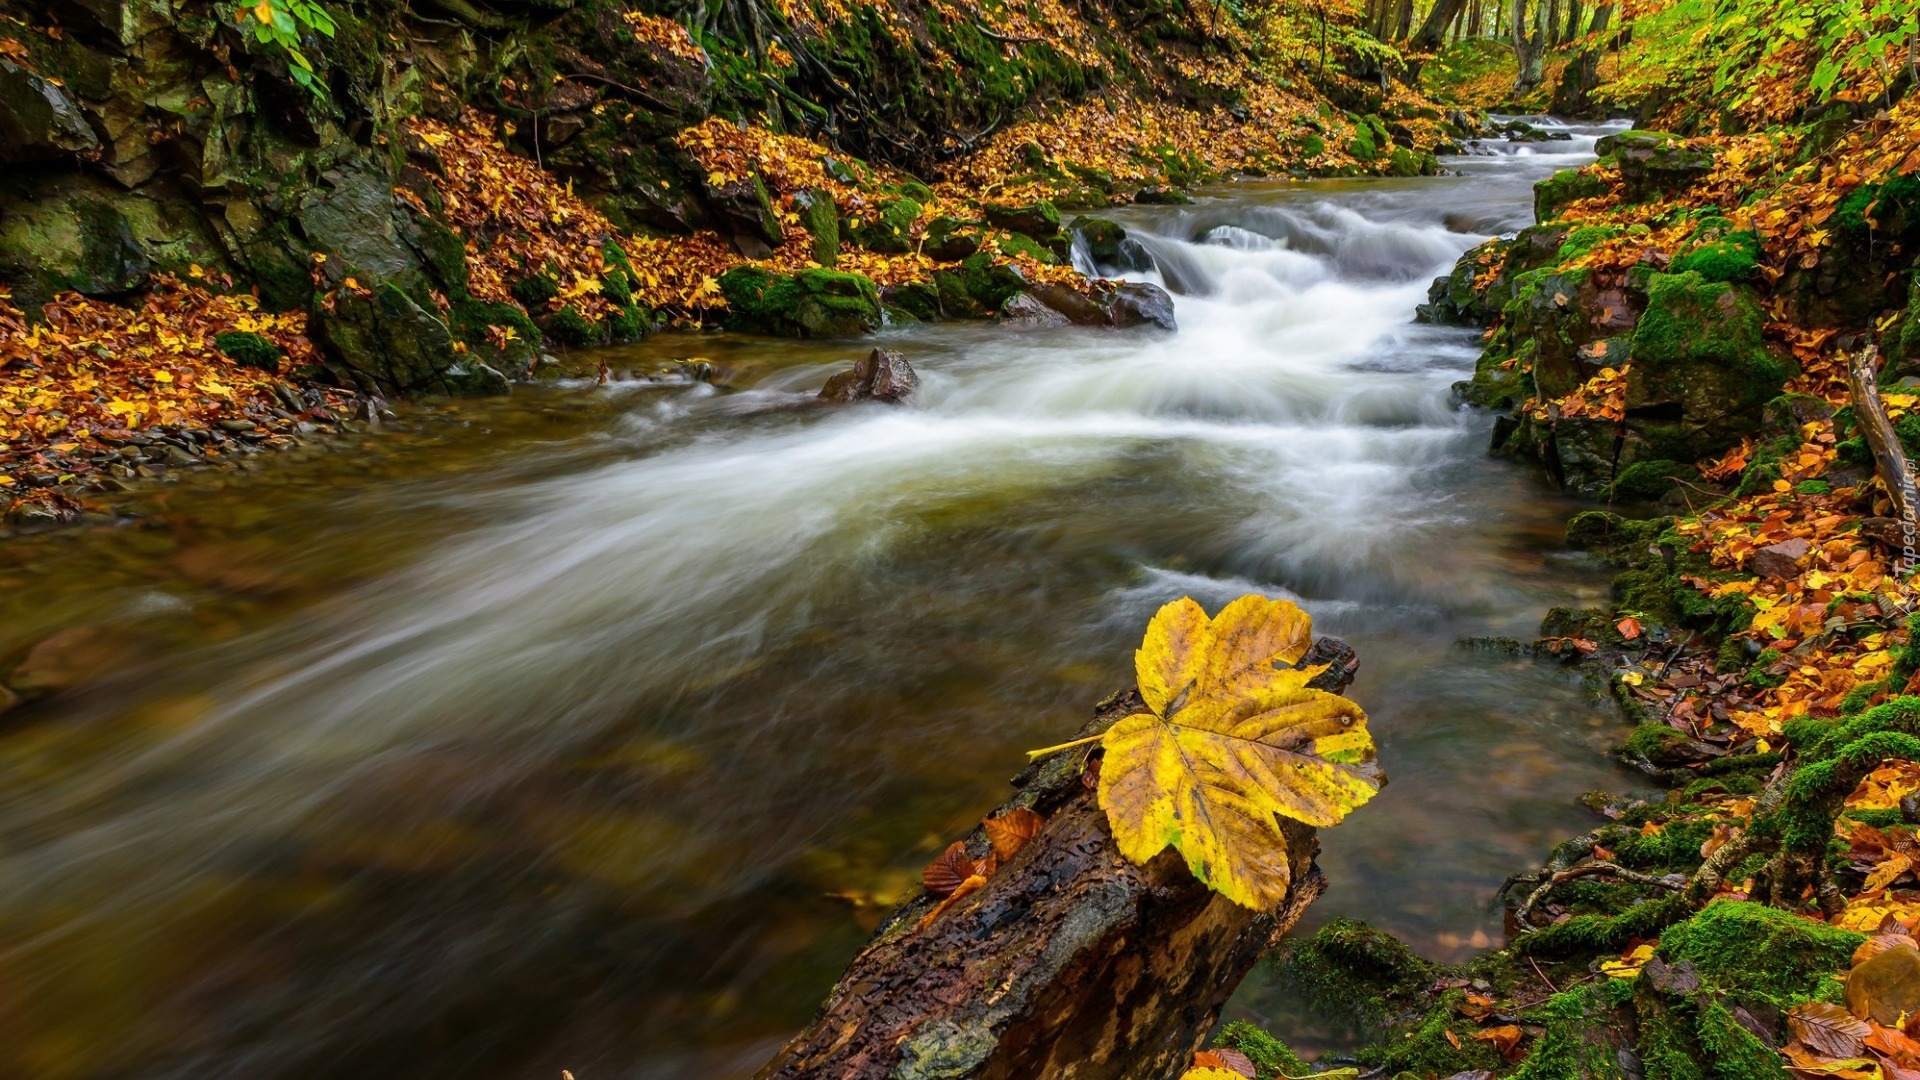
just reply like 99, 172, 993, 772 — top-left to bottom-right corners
448, 298, 540, 348
959, 253, 1027, 311
545, 305, 607, 347
717, 266, 882, 338
1631, 271, 1783, 384
1357, 996, 1500, 1076
995, 232, 1058, 265
1213, 1021, 1311, 1080
1512, 984, 1631, 1080
847, 196, 921, 255
1836, 173, 1920, 240
510, 272, 560, 309
1795, 479, 1832, 495
1558, 224, 1624, 261
1518, 894, 1691, 957
1268, 918, 1434, 1033
1670, 230, 1760, 283
1608, 459, 1682, 501
213, 330, 284, 371
1535, 168, 1610, 223
1659, 900, 1863, 1001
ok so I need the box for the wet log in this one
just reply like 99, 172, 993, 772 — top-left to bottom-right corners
756, 637, 1360, 1080
1850, 345, 1919, 530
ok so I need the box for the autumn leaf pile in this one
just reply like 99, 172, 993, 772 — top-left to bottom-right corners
0, 276, 338, 518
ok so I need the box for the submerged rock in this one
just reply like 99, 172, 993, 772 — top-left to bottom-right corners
819, 348, 919, 404
1001, 282, 1178, 332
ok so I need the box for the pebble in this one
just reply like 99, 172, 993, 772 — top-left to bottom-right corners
218, 419, 258, 433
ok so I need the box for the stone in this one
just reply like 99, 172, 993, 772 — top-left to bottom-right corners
795, 189, 839, 267
704, 172, 784, 247
818, 348, 920, 405
923, 217, 981, 262
7, 625, 140, 697
996, 292, 1071, 329
1595, 131, 1717, 202
0, 58, 100, 161
1534, 167, 1609, 223
982, 199, 1060, 237
1846, 944, 1920, 1027
1070, 217, 1153, 274
313, 280, 510, 396
1107, 282, 1177, 331
1624, 271, 1787, 462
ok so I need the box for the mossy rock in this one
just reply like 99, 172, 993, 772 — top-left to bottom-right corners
717, 266, 882, 338
1670, 230, 1760, 284
1267, 918, 1436, 1035
995, 231, 1059, 265
1594, 131, 1717, 202
511, 272, 560, 309
1386, 146, 1435, 177
1836, 173, 1920, 242
1606, 459, 1682, 502
797, 189, 840, 267
541, 304, 609, 347
959, 253, 1027, 312
1625, 271, 1789, 462
213, 330, 284, 372
1535, 166, 1609, 223
982, 199, 1060, 238
846, 196, 920, 255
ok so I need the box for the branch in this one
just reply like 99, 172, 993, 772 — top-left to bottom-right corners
1849, 345, 1919, 526
1514, 861, 1685, 928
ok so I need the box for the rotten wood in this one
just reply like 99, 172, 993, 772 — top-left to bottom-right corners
1849, 345, 1920, 529
756, 637, 1360, 1080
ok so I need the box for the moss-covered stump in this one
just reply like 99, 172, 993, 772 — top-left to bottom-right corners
718, 266, 883, 337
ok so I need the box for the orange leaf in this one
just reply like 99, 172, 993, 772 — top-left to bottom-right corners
1617, 617, 1643, 640
922, 841, 976, 896
984, 807, 1044, 862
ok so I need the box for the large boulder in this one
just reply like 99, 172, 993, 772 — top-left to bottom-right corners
0, 184, 150, 303
0, 58, 99, 161
819, 348, 919, 404
1070, 216, 1154, 275
1004, 281, 1178, 331
718, 266, 883, 337
313, 280, 509, 396
1506, 267, 1637, 399
845, 196, 920, 254
703, 172, 784, 250
1595, 131, 1716, 202
1623, 271, 1789, 462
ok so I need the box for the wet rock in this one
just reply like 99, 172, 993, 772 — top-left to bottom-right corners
7, 625, 141, 698
718, 266, 882, 338
846, 196, 920, 254
996, 292, 1071, 329
1133, 185, 1191, 205
982, 199, 1059, 238
0, 184, 152, 302
795, 189, 839, 267
1595, 131, 1716, 202
923, 217, 981, 262
313, 280, 510, 396
1070, 217, 1152, 274
1846, 944, 1920, 1027
1107, 282, 1177, 330
818, 348, 919, 404
0, 58, 100, 161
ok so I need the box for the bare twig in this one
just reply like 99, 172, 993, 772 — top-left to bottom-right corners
1515, 861, 1684, 928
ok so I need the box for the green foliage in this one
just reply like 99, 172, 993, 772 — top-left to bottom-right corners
237, 0, 336, 98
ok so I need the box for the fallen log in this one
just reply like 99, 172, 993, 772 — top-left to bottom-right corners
756, 637, 1360, 1080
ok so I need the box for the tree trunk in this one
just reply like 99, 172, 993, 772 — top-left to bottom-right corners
1850, 346, 1919, 527
1394, 0, 1415, 41
1563, 0, 1585, 44
1413, 0, 1470, 51
756, 639, 1361, 1080
1513, 0, 1545, 95
1550, 1, 1612, 115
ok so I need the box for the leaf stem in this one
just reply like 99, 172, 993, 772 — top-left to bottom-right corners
1024, 734, 1103, 761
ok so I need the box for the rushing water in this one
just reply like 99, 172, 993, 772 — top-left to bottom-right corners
0, 118, 1636, 1078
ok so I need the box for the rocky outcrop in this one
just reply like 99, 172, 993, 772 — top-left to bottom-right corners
997, 281, 1178, 331
313, 280, 509, 397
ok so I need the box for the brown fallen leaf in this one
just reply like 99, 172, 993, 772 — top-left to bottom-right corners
922, 841, 977, 896
1458, 991, 1495, 1020
1471, 1023, 1525, 1061
1443, 1029, 1462, 1050
1791, 1000, 1873, 1059
984, 807, 1044, 862
916, 873, 987, 929
1617, 616, 1643, 640
1190, 1048, 1255, 1077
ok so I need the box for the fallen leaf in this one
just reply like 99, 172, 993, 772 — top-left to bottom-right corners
1190, 1048, 1256, 1077
1472, 1023, 1525, 1061
922, 841, 977, 896
984, 807, 1044, 862
1075, 595, 1382, 909
1793, 1001, 1873, 1060
1617, 616, 1643, 640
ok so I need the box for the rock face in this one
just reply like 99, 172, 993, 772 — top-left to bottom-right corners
818, 348, 920, 404
1623, 271, 1787, 463
1595, 131, 1717, 202
0, 58, 100, 160
719, 266, 884, 337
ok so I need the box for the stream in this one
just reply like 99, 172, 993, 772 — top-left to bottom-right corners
0, 117, 1637, 1079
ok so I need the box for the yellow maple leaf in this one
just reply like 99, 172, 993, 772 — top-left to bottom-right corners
1034, 595, 1382, 910
1600, 943, 1656, 979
